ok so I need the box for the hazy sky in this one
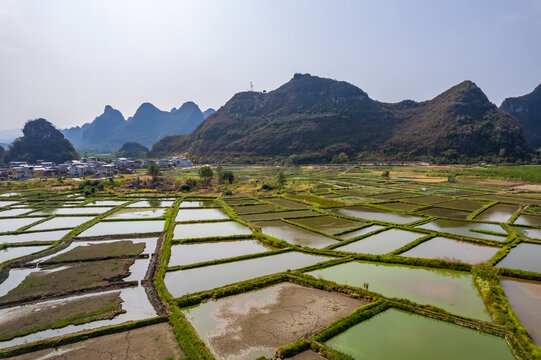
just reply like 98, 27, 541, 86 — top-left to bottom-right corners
1, 0, 540, 131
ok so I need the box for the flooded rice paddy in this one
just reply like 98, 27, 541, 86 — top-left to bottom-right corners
308, 261, 491, 320
417, 219, 507, 241
400, 237, 499, 264
288, 215, 362, 235
334, 229, 424, 255
242, 209, 319, 221
476, 204, 518, 223
513, 214, 541, 227
179, 200, 216, 207
325, 308, 514, 360
0, 246, 48, 263
0, 217, 46, 233
173, 221, 251, 240
257, 220, 338, 248
175, 208, 229, 222
168, 239, 273, 266
338, 224, 386, 240
500, 279, 541, 346
417, 207, 470, 219
164, 252, 332, 296
183, 282, 364, 359
27, 216, 95, 231
106, 208, 166, 219
30, 207, 112, 216
333, 205, 422, 224
496, 243, 541, 273
79, 220, 165, 236
0, 229, 71, 244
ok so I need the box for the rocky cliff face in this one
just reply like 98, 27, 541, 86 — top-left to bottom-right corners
501, 84, 541, 149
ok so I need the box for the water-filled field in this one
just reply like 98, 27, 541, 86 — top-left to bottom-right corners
308, 261, 490, 320
325, 308, 514, 360
1, 166, 540, 358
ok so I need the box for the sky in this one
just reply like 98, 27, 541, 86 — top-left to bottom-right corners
0, 0, 540, 131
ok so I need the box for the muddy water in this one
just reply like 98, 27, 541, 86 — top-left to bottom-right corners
106, 208, 166, 219
0, 246, 49, 264
168, 240, 273, 266
416, 219, 507, 242
79, 220, 165, 237
288, 216, 362, 235
437, 199, 486, 212
0, 209, 32, 217
126, 200, 175, 208
514, 227, 541, 240
335, 229, 424, 255
475, 204, 518, 223
514, 214, 541, 227
243, 210, 319, 221
400, 237, 499, 264
418, 207, 470, 220
496, 243, 541, 273
265, 198, 307, 209
164, 252, 332, 296
501, 278, 541, 346
0, 218, 45, 233
173, 221, 251, 240
380, 202, 419, 211
339, 225, 386, 240
325, 308, 514, 360
175, 208, 229, 222
179, 200, 216, 208
31, 208, 112, 216
0, 230, 71, 244
28, 216, 95, 231
308, 261, 491, 321
182, 282, 364, 360
257, 220, 338, 249
333, 206, 422, 224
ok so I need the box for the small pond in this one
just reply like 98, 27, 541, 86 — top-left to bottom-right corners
400, 237, 499, 264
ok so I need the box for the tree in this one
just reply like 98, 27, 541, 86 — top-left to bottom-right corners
198, 166, 214, 185
147, 162, 160, 183
276, 170, 286, 187
222, 170, 235, 184
381, 170, 390, 179
332, 152, 348, 164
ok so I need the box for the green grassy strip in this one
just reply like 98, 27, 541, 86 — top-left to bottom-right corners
312, 300, 390, 342
172, 233, 253, 244
468, 201, 499, 220
509, 205, 528, 224
388, 233, 437, 255
153, 197, 215, 360
310, 341, 355, 360
0, 316, 168, 358
325, 226, 390, 250
175, 273, 288, 309
472, 264, 540, 360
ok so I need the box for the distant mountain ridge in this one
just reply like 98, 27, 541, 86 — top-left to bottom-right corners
150, 73, 532, 162
501, 84, 541, 149
62, 102, 215, 152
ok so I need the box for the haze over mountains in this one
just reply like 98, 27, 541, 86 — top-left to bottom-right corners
61, 102, 215, 152
151, 74, 535, 163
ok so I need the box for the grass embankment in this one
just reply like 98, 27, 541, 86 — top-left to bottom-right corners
0, 292, 125, 341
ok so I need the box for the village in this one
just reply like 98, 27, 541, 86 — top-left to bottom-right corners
0, 156, 194, 181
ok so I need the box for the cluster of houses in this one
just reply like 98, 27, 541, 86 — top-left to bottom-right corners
0, 156, 194, 181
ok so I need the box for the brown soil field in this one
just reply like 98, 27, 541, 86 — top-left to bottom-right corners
44, 241, 145, 263
7, 323, 183, 360
0, 292, 123, 341
186, 282, 366, 359
0, 258, 135, 305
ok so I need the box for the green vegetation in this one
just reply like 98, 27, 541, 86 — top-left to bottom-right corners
0, 292, 125, 341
